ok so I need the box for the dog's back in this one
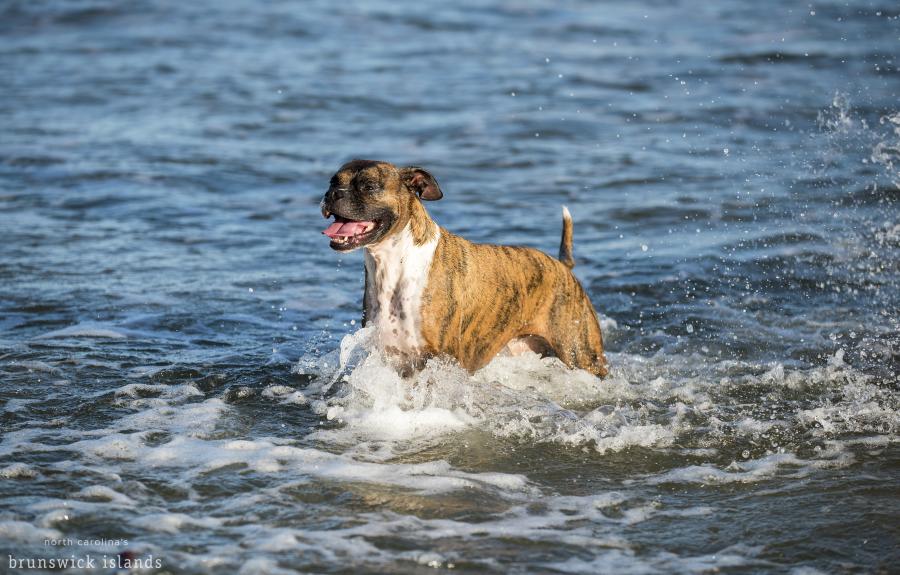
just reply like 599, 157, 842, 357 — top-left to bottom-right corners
419, 212, 608, 376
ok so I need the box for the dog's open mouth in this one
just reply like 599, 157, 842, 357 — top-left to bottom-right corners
322, 216, 381, 250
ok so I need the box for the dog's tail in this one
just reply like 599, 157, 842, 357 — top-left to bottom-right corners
558, 206, 575, 269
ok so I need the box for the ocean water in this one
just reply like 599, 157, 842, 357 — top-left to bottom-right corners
1, 0, 898, 573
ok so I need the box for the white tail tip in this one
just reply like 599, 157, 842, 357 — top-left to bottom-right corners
562, 205, 571, 220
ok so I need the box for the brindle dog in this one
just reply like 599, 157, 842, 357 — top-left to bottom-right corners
321, 159, 608, 378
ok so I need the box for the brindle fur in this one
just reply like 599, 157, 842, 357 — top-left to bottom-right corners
322, 160, 609, 378
420, 229, 608, 377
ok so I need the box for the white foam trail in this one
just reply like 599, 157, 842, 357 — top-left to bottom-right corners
548, 544, 767, 574
178, 492, 721, 572
1, 320, 893, 573
131, 513, 223, 534
66, 433, 533, 496
0, 521, 61, 543
646, 453, 811, 485
0, 462, 38, 479
299, 329, 897, 463
74, 485, 136, 506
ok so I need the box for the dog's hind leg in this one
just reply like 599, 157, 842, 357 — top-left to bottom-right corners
540, 296, 609, 378
505, 335, 555, 357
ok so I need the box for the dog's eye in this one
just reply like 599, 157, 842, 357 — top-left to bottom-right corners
360, 183, 379, 193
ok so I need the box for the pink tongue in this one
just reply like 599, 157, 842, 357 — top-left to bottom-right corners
323, 220, 373, 238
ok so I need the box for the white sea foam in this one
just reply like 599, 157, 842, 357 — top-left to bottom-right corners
0, 520, 61, 543
179, 492, 723, 572
0, 462, 38, 479
63, 429, 533, 498
2, 324, 894, 573
114, 396, 227, 438
3, 398, 37, 413
547, 544, 767, 574
72, 486, 133, 507
131, 513, 223, 534
36, 322, 129, 339
262, 384, 308, 406
6, 360, 61, 374
647, 453, 808, 485
237, 557, 299, 575
296, 328, 898, 469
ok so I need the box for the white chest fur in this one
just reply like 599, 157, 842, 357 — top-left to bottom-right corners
363, 224, 438, 361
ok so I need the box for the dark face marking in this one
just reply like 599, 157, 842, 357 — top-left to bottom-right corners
321, 160, 399, 251
321, 160, 444, 251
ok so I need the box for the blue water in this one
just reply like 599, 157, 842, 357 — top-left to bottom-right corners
1, 1, 898, 573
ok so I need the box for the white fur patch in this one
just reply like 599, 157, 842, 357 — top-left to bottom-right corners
364, 224, 438, 364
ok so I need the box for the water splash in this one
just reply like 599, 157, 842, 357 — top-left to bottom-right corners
817, 91, 900, 189
871, 112, 900, 187
298, 326, 898, 463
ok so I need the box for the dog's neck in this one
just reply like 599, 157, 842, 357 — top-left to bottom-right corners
365, 202, 438, 270
363, 209, 439, 356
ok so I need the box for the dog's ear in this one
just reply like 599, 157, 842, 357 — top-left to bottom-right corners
400, 166, 443, 201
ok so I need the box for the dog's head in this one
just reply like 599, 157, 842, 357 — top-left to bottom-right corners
320, 159, 442, 252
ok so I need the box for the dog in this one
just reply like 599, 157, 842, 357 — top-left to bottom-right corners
320, 159, 608, 378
